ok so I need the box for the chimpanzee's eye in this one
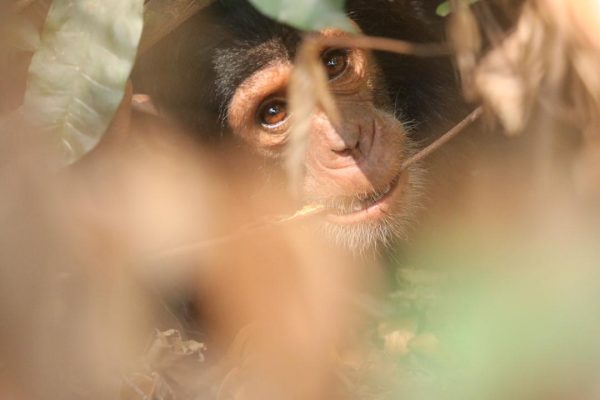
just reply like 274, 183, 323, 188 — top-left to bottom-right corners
258, 98, 288, 128
321, 48, 349, 80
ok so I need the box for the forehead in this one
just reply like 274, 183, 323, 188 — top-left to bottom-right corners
214, 38, 296, 100
211, 3, 302, 106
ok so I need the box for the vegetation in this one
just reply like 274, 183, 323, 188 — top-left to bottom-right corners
0, 1, 599, 399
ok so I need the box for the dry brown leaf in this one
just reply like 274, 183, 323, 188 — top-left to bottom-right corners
447, 0, 483, 100
472, 0, 600, 199
145, 329, 206, 370
475, 0, 600, 134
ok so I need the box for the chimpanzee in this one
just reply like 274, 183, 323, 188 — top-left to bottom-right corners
133, 0, 465, 252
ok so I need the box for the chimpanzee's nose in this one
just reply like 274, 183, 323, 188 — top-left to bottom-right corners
324, 124, 360, 155
309, 110, 377, 170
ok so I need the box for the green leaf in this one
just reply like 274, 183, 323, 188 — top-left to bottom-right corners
22, 0, 144, 164
248, 0, 354, 32
436, 0, 481, 17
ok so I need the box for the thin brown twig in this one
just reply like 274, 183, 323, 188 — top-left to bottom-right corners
309, 34, 451, 57
156, 205, 325, 259
401, 106, 484, 171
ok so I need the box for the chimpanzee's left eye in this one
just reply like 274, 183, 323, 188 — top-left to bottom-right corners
257, 98, 288, 129
321, 48, 349, 80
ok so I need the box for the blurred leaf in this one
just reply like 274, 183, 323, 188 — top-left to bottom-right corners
436, 0, 481, 17
248, 0, 355, 32
22, 0, 144, 164
287, 38, 340, 195
388, 228, 600, 400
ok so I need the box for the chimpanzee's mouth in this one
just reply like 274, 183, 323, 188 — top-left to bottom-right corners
325, 172, 406, 224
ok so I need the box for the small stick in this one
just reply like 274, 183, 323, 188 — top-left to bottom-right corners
314, 34, 451, 58
401, 106, 483, 171
156, 204, 326, 259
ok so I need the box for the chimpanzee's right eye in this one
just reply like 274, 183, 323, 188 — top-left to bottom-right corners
321, 48, 350, 80
257, 98, 288, 129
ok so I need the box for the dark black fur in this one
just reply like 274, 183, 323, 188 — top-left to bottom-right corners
133, 0, 463, 142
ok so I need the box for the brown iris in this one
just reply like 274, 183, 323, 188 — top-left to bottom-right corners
321, 48, 349, 80
258, 98, 288, 128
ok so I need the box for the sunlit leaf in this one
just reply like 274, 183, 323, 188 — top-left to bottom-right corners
436, 0, 481, 17
22, 0, 144, 164
248, 0, 354, 32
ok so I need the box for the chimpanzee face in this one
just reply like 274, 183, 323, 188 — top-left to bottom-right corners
134, 0, 459, 252
225, 29, 422, 252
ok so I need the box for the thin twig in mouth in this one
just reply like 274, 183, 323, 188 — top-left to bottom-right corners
401, 106, 483, 172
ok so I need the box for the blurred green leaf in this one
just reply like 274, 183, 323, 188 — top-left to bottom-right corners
436, 0, 481, 17
22, 0, 144, 164
248, 0, 355, 32
387, 227, 600, 400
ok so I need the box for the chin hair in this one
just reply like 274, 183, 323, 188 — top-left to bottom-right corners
319, 164, 426, 256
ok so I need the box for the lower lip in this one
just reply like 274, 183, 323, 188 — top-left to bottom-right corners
326, 173, 406, 224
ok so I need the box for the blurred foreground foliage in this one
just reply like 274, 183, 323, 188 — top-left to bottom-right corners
1, 0, 600, 400
248, 0, 354, 32
376, 224, 600, 399
0, 0, 143, 165
23, 0, 144, 164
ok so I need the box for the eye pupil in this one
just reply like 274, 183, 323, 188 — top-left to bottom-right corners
268, 105, 280, 115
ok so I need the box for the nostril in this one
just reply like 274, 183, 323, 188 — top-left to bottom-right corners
330, 131, 362, 158
325, 124, 363, 157
332, 148, 354, 157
